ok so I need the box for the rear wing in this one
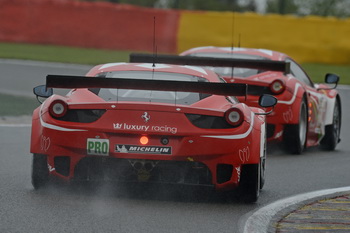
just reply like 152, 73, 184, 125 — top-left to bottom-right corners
46, 75, 247, 97
130, 53, 290, 74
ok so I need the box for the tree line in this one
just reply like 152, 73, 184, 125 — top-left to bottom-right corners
80, 0, 350, 18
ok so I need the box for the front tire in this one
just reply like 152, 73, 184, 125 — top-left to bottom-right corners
239, 163, 260, 203
283, 98, 308, 154
32, 154, 49, 190
320, 97, 341, 150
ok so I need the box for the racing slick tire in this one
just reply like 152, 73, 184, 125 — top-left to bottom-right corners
283, 98, 308, 154
260, 145, 266, 190
32, 154, 49, 190
239, 162, 260, 203
320, 97, 341, 151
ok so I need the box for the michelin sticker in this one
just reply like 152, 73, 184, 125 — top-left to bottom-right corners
87, 138, 109, 156
115, 144, 172, 155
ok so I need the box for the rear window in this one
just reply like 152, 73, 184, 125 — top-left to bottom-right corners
188, 52, 267, 78
91, 71, 210, 105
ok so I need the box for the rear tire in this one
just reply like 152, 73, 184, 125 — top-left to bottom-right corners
32, 154, 49, 190
239, 163, 260, 203
260, 153, 266, 190
320, 97, 341, 150
283, 98, 308, 154
260, 128, 267, 189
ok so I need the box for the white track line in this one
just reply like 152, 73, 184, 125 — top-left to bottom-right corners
0, 124, 31, 127
241, 186, 350, 233
0, 58, 92, 70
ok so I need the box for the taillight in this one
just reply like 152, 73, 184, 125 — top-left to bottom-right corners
269, 80, 285, 94
140, 136, 149, 145
49, 100, 68, 118
225, 108, 244, 127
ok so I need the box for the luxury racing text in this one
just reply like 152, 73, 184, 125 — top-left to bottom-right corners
113, 123, 177, 134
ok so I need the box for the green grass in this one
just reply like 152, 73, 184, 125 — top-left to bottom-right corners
302, 63, 350, 85
1, 42, 349, 84
0, 93, 38, 116
0, 42, 349, 116
0, 42, 130, 64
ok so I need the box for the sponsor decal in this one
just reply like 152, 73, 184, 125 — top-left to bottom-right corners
40, 135, 51, 152
113, 123, 177, 134
239, 146, 250, 162
48, 163, 55, 173
115, 144, 172, 155
87, 138, 109, 156
236, 167, 241, 181
274, 130, 283, 139
283, 107, 293, 122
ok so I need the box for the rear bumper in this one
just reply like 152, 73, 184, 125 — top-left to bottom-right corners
32, 128, 261, 191
45, 154, 242, 191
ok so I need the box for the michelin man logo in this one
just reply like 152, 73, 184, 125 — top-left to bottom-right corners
141, 112, 151, 123
116, 145, 128, 153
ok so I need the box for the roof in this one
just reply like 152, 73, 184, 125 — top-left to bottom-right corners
180, 46, 288, 61
86, 62, 221, 83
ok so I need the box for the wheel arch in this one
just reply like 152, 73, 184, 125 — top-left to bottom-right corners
287, 88, 308, 125
245, 113, 266, 164
30, 107, 44, 153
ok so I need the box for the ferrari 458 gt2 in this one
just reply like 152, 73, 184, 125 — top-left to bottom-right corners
31, 62, 277, 202
132, 47, 341, 154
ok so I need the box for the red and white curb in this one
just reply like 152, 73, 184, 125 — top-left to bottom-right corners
241, 186, 350, 233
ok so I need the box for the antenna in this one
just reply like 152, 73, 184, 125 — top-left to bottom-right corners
150, 16, 157, 103
230, 10, 235, 80
231, 11, 235, 51
238, 34, 241, 48
152, 16, 156, 67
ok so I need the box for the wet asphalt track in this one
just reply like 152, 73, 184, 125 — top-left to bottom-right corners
0, 60, 350, 233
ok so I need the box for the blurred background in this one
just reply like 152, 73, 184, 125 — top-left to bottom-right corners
0, 0, 349, 116
78, 0, 350, 17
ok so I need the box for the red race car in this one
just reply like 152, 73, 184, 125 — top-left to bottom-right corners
180, 47, 342, 154
31, 61, 277, 202
133, 46, 341, 154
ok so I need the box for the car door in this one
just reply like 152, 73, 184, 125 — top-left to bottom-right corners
286, 58, 327, 145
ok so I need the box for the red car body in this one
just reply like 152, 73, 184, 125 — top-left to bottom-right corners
31, 62, 275, 202
178, 46, 341, 154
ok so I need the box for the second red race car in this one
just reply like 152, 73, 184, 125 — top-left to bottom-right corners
31, 61, 277, 202
132, 47, 341, 154
180, 47, 342, 154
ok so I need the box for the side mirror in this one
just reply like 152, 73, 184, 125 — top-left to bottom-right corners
325, 73, 339, 85
33, 85, 53, 98
256, 94, 277, 115
317, 73, 340, 91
